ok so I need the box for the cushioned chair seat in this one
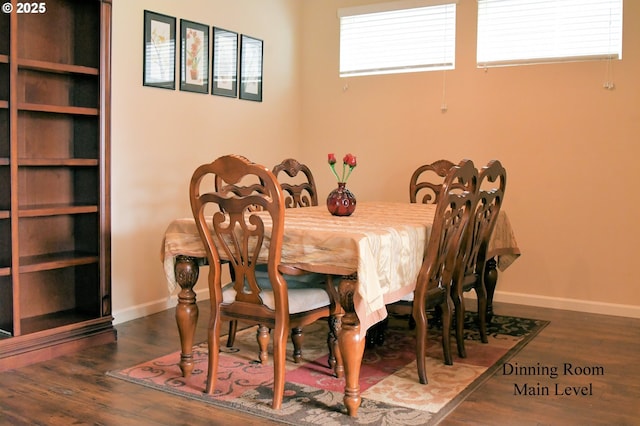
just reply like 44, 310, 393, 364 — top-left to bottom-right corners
223, 267, 330, 314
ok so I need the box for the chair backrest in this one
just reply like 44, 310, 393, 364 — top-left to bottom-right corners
462, 160, 506, 276
189, 154, 288, 314
415, 159, 478, 296
272, 158, 318, 208
410, 159, 456, 204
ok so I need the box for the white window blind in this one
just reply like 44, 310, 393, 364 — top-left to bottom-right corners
339, 0, 457, 77
477, 0, 623, 67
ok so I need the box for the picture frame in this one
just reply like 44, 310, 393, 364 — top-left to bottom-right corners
143, 10, 176, 89
212, 27, 238, 98
239, 35, 263, 102
180, 19, 209, 93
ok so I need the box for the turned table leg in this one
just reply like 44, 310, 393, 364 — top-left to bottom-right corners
174, 255, 200, 377
336, 277, 365, 417
327, 314, 343, 377
325, 275, 344, 378
484, 257, 498, 324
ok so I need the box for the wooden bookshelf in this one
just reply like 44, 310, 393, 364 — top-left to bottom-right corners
0, 0, 115, 371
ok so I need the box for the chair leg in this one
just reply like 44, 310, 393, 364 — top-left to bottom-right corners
226, 320, 238, 347
256, 325, 270, 364
440, 294, 454, 366
225, 263, 238, 349
476, 284, 489, 344
484, 258, 498, 324
432, 304, 443, 326
291, 327, 303, 363
413, 296, 429, 384
271, 321, 288, 410
205, 307, 222, 395
453, 286, 467, 358
407, 314, 416, 329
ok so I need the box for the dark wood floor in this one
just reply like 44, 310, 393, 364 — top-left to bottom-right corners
1, 301, 638, 425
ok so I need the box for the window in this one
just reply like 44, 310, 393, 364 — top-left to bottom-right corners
339, 0, 457, 77
477, 0, 623, 67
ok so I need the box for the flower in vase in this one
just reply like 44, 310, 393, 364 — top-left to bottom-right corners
328, 153, 357, 183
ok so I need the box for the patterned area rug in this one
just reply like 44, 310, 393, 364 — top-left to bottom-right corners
108, 313, 547, 425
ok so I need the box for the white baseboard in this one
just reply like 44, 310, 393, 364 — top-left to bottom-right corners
470, 290, 640, 319
112, 289, 211, 325
113, 289, 640, 325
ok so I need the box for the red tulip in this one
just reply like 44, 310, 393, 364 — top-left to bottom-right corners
328, 152, 357, 183
344, 153, 357, 167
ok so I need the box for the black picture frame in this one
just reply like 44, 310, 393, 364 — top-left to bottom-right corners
212, 27, 238, 98
180, 19, 209, 93
239, 35, 263, 102
143, 10, 176, 89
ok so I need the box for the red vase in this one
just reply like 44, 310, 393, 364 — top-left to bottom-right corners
326, 182, 356, 216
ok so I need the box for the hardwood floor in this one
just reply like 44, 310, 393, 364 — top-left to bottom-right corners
1, 301, 638, 425
442, 303, 640, 426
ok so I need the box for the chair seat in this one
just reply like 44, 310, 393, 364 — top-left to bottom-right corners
222, 268, 330, 314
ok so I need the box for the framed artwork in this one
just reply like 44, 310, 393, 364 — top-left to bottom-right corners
239, 35, 263, 102
143, 11, 176, 89
212, 27, 238, 97
180, 19, 209, 93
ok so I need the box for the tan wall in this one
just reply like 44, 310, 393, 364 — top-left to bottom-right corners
299, 0, 640, 313
111, 0, 640, 322
110, 0, 302, 320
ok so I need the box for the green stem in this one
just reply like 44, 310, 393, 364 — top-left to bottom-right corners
330, 164, 341, 181
344, 166, 354, 183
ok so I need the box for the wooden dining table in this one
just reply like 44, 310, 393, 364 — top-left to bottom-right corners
160, 201, 520, 417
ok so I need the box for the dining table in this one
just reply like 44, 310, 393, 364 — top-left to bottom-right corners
160, 201, 520, 417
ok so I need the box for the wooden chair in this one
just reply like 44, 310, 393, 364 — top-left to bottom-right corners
189, 154, 337, 409
409, 159, 456, 204
271, 158, 341, 366
388, 159, 477, 382
225, 158, 334, 366
413, 159, 478, 383
272, 158, 318, 208
452, 160, 506, 358
381, 159, 457, 337
408, 158, 503, 358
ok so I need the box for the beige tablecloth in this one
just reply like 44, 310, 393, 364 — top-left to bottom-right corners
160, 201, 520, 337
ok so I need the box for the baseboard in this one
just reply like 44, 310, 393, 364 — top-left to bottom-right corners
112, 288, 211, 325
114, 289, 640, 324
470, 290, 640, 319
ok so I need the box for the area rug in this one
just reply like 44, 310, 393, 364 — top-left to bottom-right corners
107, 312, 548, 425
